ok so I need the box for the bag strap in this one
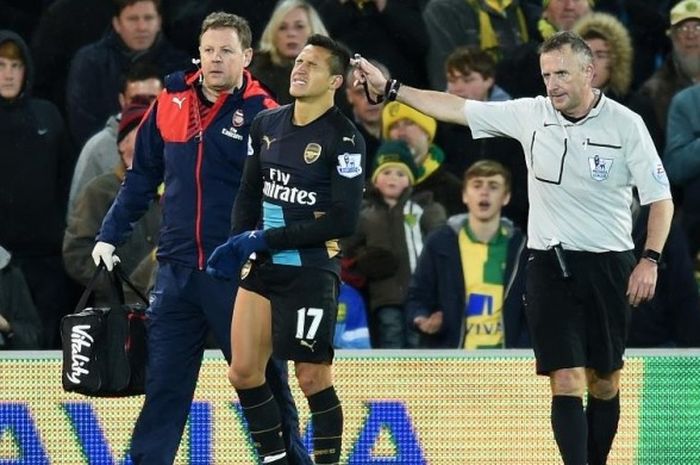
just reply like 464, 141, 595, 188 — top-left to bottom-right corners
113, 264, 149, 306
73, 263, 149, 313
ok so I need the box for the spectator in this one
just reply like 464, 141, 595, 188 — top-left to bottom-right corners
382, 101, 465, 215
629, 0, 700, 152
342, 140, 446, 348
573, 12, 634, 102
0, 245, 42, 350
434, 46, 528, 229
310, 0, 429, 87
406, 160, 529, 348
66, 0, 189, 147
343, 59, 390, 171
67, 62, 163, 217
31, 0, 116, 113
249, 0, 328, 104
423, 0, 531, 90
497, 0, 593, 98
0, 30, 75, 349
64, 99, 160, 305
628, 202, 700, 347
665, 83, 700, 261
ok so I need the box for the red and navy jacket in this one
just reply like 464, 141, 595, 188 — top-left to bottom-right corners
98, 69, 277, 270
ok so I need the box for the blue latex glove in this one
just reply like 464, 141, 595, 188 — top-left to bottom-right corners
206, 230, 268, 279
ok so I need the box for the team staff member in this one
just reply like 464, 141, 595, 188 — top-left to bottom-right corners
354, 31, 674, 465
91, 12, 310, 465
207, 35, 365, 465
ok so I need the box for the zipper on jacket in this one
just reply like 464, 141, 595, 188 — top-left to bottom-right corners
193, 92, 206, 270
194, 131, 205, 269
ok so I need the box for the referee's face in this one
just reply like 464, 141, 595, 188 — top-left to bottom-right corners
540, 45, 593, 117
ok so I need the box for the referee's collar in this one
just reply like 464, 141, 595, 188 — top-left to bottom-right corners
544, 90, 606, 126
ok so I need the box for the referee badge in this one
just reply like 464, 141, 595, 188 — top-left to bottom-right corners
304, 143, 322, 164
652, 162, 670, 186
588, 155, 613, 181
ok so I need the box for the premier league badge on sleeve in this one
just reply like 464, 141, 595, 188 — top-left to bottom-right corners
588, 155, 613, 181
652, 162, 669, 186
337, 153, 363, 178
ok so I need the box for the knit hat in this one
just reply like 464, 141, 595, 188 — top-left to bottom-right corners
670, 0, 700, 26
381, 101, 437, 142
117, 97, 151, 144
371, 140, 419, 185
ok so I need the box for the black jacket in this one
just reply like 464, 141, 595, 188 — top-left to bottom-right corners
0, 30, 75, 257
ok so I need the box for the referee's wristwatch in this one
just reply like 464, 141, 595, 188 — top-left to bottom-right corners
641, 249, 661, 265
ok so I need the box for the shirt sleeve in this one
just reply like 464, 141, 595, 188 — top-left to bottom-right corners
231, 116, 264, 234
624, 113, 673, 206
464, 97, 543, 144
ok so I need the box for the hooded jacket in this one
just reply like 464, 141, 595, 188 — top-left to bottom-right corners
0, 30, 75, 257
573, 12, 633, 100
406, 214, 530, 348
66, 28, 190, 147
98, 69, 277, 270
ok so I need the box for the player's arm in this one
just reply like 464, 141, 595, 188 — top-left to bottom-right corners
264, 129, 366, 249
352, 56, 468, 126
231, 118, 264, 234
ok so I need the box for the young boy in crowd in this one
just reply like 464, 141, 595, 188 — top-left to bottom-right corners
343, 140, 445, 348
406, 160, 530, 348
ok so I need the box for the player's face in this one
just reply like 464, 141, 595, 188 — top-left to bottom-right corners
112, 0, 161, 52
374, 166, 411, 200
463, 175, 510, 223
199, 27, 252, 93
275, 7, 312, 60
540, 45, 593, 116
446, 69, 493, 101
585, 38, 611, 90
0, 56, 24, 100
289, 45, 340, 99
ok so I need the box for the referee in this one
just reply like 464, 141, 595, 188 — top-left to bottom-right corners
354, 31, 674, 465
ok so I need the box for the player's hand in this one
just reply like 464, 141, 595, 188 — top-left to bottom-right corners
350, 54, 387, 102
626, 259, 658, 307
414, 311, 443, 334
91, 241, 120, 271
206, 230, 267, 280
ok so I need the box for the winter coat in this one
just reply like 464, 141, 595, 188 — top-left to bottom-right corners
0, 30, 74, 257
343, 187, 446, 312
406, 214, 530, 348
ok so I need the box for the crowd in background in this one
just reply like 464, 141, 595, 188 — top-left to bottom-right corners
1, 0, 699, 350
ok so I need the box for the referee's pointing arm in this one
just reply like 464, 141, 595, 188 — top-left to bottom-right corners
351, 56, 469, 126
